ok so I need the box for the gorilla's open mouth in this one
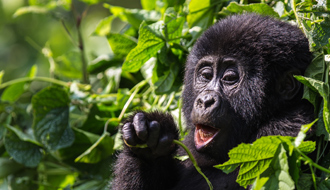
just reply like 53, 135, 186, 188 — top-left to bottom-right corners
194, 124, 220, 150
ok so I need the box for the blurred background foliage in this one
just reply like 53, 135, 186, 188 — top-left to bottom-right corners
0, 0, 329, 189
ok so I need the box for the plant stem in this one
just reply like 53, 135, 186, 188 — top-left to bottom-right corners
297, 148, 330, 174
118, 80, 148, 121
0, 77, 68, 89
173, 140, 213, 190
291, 0, 302, 28
72, 4, 89, 84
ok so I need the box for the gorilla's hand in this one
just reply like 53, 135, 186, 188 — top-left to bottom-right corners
122, 112, 178, 159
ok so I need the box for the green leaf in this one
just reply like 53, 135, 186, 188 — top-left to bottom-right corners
164, 9, 185, 44
1, 82, 26, 103
122, 21, 165, 72
27, 65, 38, 78
94, 15, 114, 36
294, 76, 330, 133
4, 126, 43, 167
107, 5, 161, 29
32, 86, 74, 150
187, 0, 214, 29
253, 144, 294, 190
219, 2, 279, 18
215, 136, 314, 188
107, 33, 137, 59
301, 19, 330, 51
13, 6, 48, 18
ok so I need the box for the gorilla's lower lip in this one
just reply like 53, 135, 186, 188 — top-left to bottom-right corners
194, 124, 220, 150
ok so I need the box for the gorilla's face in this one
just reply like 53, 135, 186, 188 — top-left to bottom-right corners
191, 56, 241, 151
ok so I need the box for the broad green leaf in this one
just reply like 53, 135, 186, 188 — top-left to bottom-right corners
301, 19, 330, 51
94, 15, 114, 36
1, 82, 26, 103
88, 54, 122, 74
253, 145, 294, 190
164, 9, 185, 44
219, 2, 279, 18
107, 33, 137, 59
107, 5, 161, 29
187, 0, 214, 29
32, 86, 74, 150
122, 21, 165, 72
0, 158, 24, 178
215, 136, 315, 188
294, 76, 330, 133
13, 6, 48, 17
4, 127, 43, 167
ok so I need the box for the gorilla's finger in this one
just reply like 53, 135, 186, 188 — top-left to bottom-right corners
133, 112, 148, 141
154, 135, 174, 156
146, 121, 160, 150
122, 122, 136, 146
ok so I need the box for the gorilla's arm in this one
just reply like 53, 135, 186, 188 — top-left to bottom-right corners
112, 111, 180, 190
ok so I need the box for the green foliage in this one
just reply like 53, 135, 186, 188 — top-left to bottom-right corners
0, 0, 329, 189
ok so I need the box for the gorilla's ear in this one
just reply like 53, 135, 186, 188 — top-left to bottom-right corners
277, 69, 302, 100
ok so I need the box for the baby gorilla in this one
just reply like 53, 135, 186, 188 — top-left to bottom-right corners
112, 14, 314, 190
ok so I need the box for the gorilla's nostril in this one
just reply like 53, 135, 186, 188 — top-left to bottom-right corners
204, 97, 215, 108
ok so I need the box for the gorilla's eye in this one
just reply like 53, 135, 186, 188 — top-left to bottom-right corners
222, 70, 239, 84
199, 67, 213, 81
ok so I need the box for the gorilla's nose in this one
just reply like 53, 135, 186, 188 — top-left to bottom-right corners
196, 93, 219, 110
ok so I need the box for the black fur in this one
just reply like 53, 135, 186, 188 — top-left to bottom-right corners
112, 14, 314, 190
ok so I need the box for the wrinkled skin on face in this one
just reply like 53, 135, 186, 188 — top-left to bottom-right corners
112, 14, 314, 190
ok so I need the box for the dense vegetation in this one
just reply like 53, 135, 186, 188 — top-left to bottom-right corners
0, 0, 329, 189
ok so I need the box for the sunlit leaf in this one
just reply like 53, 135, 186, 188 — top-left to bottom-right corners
107, 33, 137, 59
253, 144, 294, 190
94, 15, 114, 36
122, 21, 165, 72
187, 0, 214, 29
215, 136, 315, 188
